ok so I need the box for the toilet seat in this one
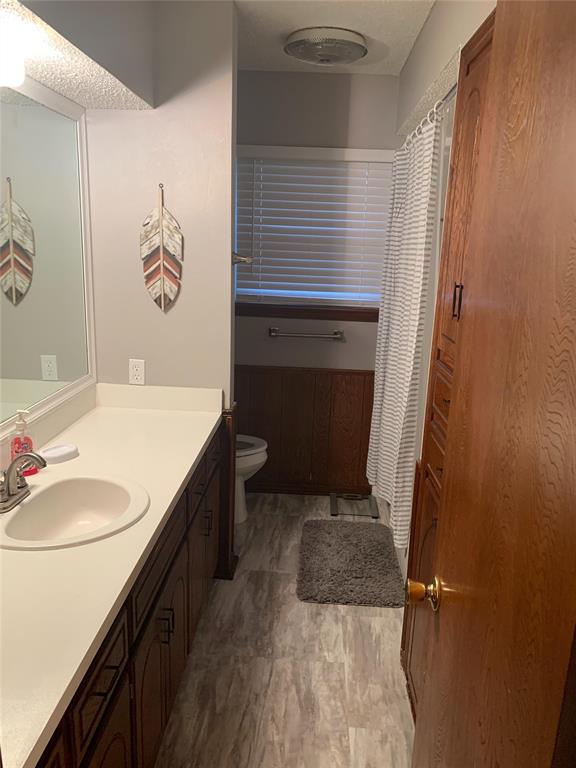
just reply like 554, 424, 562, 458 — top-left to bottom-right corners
236, 434, 268, 458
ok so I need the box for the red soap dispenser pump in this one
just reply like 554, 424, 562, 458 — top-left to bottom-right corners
10, 410, 38, 475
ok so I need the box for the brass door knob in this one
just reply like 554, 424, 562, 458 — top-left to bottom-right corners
406, 576, 441, 612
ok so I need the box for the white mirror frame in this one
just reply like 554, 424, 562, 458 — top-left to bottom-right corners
0, 76, 96, 439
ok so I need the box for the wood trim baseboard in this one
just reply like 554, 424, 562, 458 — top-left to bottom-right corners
235, 303, 379, 323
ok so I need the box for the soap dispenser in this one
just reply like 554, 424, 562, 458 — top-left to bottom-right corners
10, 410, 38, 475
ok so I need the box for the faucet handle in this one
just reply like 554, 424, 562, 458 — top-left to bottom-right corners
14, 465, 28, 490
0, 471, 7, 502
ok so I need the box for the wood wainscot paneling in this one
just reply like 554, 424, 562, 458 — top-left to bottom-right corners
235, 303, 378, 322
235, 365, 374, 495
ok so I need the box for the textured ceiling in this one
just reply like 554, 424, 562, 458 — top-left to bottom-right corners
0, 0, 150, 109
236, 0, 435, 75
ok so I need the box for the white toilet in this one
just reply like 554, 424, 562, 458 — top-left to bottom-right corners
235, 434, 268, 525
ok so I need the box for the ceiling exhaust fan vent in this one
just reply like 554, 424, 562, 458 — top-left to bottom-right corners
283, 27, 368, 67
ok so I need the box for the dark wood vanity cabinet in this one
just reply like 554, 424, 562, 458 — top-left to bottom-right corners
36, 732, 69, 768
36, 421, 234, 768
132, 544, 189, 768
132, 595, 165, 768
204, 465, 220, 581
83, 678, 133, 768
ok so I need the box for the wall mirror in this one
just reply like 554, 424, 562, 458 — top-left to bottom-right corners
0, 79, 94, 425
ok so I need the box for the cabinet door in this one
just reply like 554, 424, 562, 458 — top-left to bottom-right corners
435, 27, 493, 373
188, 506, 207, 645
158, 545, 188, 714
36, 731, 68, 768
133, 601, 165, 768
405, 474, 439, 711
83, 677, 132, 768
204, 467, 220, 581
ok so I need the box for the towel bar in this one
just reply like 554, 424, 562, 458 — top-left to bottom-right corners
268, 327, 344, 341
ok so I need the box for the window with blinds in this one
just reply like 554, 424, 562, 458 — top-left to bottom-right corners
235, 157, 393, 306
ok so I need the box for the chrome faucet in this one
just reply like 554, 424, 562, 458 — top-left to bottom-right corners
0, 452, 47, 513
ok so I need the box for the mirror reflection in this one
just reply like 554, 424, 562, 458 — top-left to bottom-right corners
0, 87, 88, 421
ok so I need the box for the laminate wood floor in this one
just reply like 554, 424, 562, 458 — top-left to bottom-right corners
155, 494, 414, 768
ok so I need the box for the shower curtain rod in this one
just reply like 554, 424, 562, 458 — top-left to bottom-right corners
404, 84, 457, 147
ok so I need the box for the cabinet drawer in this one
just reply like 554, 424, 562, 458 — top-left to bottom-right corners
187, 458, 206, 525
131, 493, 187, 637
206, 427, 222, 481
426, 427, 445, 491
71, 609, 129, 764
431, 367, 452, 429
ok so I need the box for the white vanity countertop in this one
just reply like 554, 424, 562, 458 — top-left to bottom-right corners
0, 396, 222, 768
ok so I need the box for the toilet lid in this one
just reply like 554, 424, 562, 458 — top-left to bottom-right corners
236, 434, 268, 457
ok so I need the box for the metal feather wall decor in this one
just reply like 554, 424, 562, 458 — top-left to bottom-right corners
140, 184, 184, 312
0, 177, 35, 306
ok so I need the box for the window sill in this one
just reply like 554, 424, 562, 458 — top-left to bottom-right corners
235, 303, 379, 323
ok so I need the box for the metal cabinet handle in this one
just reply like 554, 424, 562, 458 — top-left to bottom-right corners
451, 282, 464, 319
158, 608, 175, 644
92, 663, 121, 698
203, 509, 213, 536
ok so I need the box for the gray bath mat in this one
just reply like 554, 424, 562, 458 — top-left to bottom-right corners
297, 519, 404, 607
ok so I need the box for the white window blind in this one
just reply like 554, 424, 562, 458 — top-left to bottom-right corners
236, 157, 393, 305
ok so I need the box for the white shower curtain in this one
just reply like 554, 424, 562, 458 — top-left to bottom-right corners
367, 117, 441, 549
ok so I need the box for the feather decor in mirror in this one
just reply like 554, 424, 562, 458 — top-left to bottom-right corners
0, 177, 35, 305
140, 183, 183, 312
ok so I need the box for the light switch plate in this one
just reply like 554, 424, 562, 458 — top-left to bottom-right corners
41, 355, 58, 381
129, 358, 145, 385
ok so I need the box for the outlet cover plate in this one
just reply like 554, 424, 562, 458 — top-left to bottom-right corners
41, 355, 58, 381
129, 358, 145, 385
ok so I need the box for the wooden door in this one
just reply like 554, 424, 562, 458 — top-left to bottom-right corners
133, 601, 165, 768
404, 472, 439, 713
412, 3, 576, 765
402, 11, 495, 713
36, 732, 68, 768
188, 505, 207, 645
435, 16, 493, 373
204, 468, 220, 580
83, 677, 132, 768
159, 546, 188, 713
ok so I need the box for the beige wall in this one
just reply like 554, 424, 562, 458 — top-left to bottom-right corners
397, 0, 495, 130
235, 69, 399, 372
88, 1, 236, 404
235, 317, 378, 370
237, 70, 402, 150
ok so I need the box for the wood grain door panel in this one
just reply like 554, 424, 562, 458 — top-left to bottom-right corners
204, 468, 221, 580
133, 602, 165, 768
405, 474, 439, 711
402, 9, 495, 727
435, 18, 493, 373
159, 545, 188, 715
188, 505, 207, 645
412, 4, 576, 765
82, 677, 132, 768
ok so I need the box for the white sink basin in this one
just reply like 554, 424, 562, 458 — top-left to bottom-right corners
0, 476, 150, 550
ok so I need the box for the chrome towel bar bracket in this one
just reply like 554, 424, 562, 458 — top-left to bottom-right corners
268, 327, 344, 341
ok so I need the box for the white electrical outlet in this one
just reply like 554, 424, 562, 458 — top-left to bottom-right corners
41, 355, 58, 381
129, 358, 145, 385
